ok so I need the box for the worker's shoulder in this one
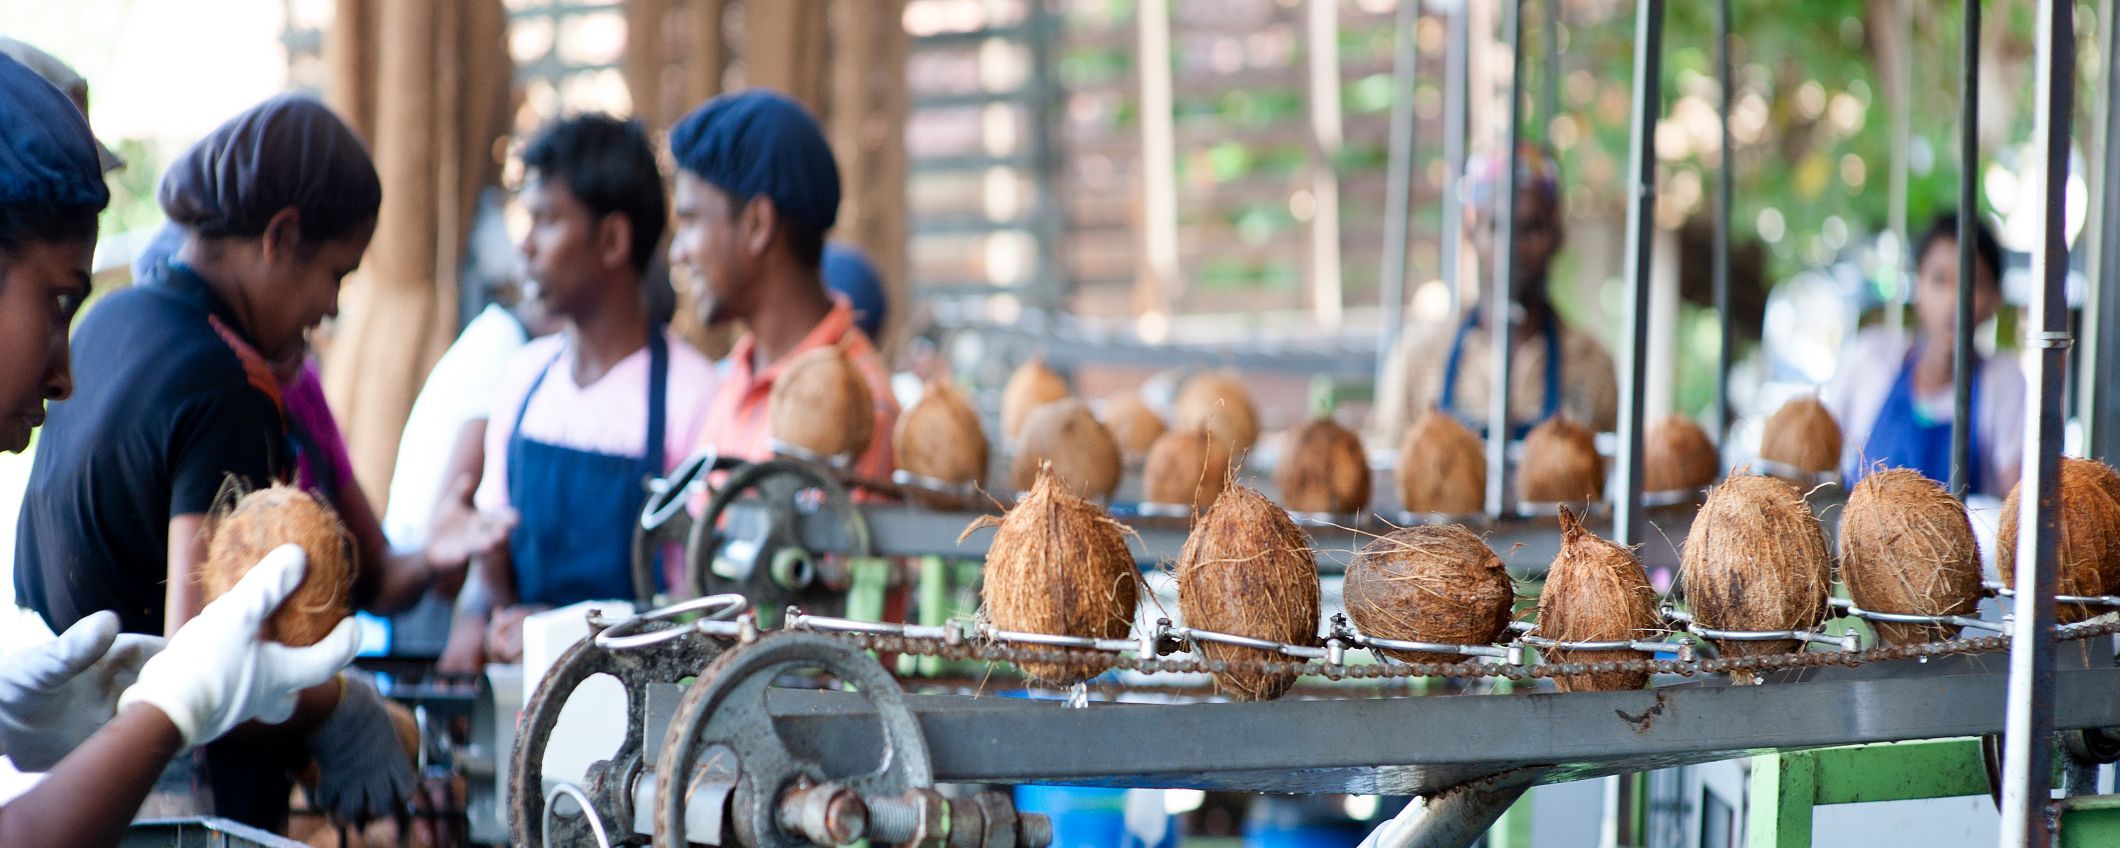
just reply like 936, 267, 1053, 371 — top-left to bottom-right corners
1556, 321, 1614, 364
72, 285, 249, 388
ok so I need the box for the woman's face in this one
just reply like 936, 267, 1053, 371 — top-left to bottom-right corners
0, 238, 94, 453
254, 220, 373, 363
1914, 237, 2001, 347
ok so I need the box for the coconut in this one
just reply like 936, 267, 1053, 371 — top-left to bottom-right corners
1538, 507, 1660, 691
970, 467, 1140, 684
892, 377, 989, 503
767, 344, 875, 460
1001, 357, 1070, 441
1518, 417, 1604, 503
1996, 457, 2120, 624
1679, 474, 1831, 664
1344, 524, 1514, 665
1397, 408, 1486, 514
1142, 428, 1232, 514
201, 485, 356, 646
1839, 468, 1981, 645
1173, 371, 1261, 456
1759, 395, 1842, 475
1101, 391, 1167, 458
1174, 483, 1321, 700
1274, 417, 1371, 514
1010, 398, 1123, 500
1644, 415, 1720, 493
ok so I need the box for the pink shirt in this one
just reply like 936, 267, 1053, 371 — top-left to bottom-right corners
695, 300, 897, 481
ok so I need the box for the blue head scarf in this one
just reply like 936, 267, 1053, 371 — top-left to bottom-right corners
668, 89, 840, 233
0, 52, 108, 211
822, 242, 886, 339
159, 95, 380, 241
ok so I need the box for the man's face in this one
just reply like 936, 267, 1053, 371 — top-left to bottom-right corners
1468, 187, 1564, 305
518, 174, 605, 319
669, 173, 752, 327
1914, 237, 2001, 347
0, 237, 93, 453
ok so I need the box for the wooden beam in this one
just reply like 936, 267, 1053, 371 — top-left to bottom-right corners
829, 0, 909, 351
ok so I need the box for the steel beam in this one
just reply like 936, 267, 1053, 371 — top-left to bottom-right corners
1485, 0, 1525, 517
1613, 0, 1665, 548
1950, 0, 1980, 498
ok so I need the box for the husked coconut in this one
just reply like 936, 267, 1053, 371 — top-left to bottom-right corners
1997, 457, 2120, 623
1537, 507, 1659, 691
1759, 396, 1842, 475
1001, 357, 1070, 441
1397, 408, 1485, 514
1175, 484, 1321, 700
1010, 398, 1122, 500
1643, 415, 1719, 492
1518, 416, 1604, 503
1274, 417, 1370, 514
768, 344, 875, 459
1680, 474, 1831, 668
1101, 391, 1167, 457
1142, 428, 1232, 514
1173, 371, 1260, 456
970, 467, 1140, 684
202, 484, 356, 646
893, 377, 989, 502
1344, 524, 1514, 665
1839, 468, 1981, 645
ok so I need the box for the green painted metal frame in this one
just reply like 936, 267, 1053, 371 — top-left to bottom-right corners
1747, 739, 1991, 847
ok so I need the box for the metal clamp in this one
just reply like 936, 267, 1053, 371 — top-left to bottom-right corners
543, 783, 615, 848
642, 449, 717, 534
592, 594, 748, 651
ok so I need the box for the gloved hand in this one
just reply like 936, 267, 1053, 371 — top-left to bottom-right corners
305, 672, 417, 824
117, 544, 361, 748
0, 610, 165, 770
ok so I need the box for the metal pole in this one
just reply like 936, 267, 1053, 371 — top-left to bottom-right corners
1998, 2, 2073, 844
1137, 0, 1180, 326
1485, 0, 1526, 517
1614, 0, 1665, 550
1362, 768, 1548, 848
2084, 1, 2120, 462
1711, 0, 1733, 439
1378, 0, 1421, 380
1886, 0, 1913, 331
1443, 0, 1470, 310
1306, 0, 1345, 328
1950, 0, 1980, 499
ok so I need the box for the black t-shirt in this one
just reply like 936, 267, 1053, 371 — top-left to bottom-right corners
15, 261, 289, 635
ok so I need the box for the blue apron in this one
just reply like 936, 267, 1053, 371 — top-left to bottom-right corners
1852, 344, 1984, 494
1437, 309, 1563, 438
506, 332, 668, 605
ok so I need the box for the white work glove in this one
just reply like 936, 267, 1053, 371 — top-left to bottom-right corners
0, 610, 165, 770
117, 545, 361, 749
305, 672, 416, 824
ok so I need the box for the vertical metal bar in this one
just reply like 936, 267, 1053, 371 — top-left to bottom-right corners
2085, 1, 2120, 462
1614, 0, 1664, 549
1136, 0, 1180, 326
1025, 0, 1066, 318
1485, 0, 1526, 517
1886, 0, 1914, 331
1306, 0, 1345, 328
1711, 0, 1733, 439
1998, 2, 2072, 844
1951, 0, 1980, 499
1377, 0, 1421, 379
1442, 0, 1469, 310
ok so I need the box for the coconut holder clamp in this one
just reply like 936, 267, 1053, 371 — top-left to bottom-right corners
632, 451, 875, 617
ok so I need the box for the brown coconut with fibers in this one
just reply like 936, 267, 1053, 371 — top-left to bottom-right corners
1644, 415, 1720, 492
1759, 395, 1843, 475
1010, 398, 1123, 500
1274, 417, 1371, 514
767, 344, 875, 460
1142, 428, 1232, 514
1996, 457, 2120, 623
1679, 473, 1831, 663
1397, 408, 1486, 514
1173, 371, 1261, 456
1001, 357, 1070, 441
1538, 507, 1660, 691
1101, 392, 1168, 458
893, 377, 989, 502
1838, 468, 1981, 645
1518, 416, 1604, 503
969, 467, 1141, 684
1175, 483, 1321, 700
1344, 524, 1515, 665
201, 484, 356, 646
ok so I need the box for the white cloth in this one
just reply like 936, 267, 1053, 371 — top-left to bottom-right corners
382, 305, 529, 550
1820, 327, 2026, 495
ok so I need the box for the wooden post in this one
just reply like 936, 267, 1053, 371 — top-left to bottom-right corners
829, 0, 909, 351
744, 0, 831, 112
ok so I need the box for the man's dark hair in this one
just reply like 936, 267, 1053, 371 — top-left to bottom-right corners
1914, 212, 2003, 289
521, 114, 668, 274
783, 217, 825, 269
0, 200, 99, 256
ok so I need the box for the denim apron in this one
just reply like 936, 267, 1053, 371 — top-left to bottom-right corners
1851, 344, 1984, 494
1437, 309, 1562, 438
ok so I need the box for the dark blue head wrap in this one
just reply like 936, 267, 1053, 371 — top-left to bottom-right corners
668, 89, 840, 233
0, 53, 108, 210
822, 242, 886, 338
159, 95, 380, 241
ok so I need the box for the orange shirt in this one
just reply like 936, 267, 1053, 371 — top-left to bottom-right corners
697, 299, 897, 481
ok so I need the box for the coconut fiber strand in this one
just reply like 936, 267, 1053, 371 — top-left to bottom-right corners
1838, 468, 1980, 645
1679, 474, 1831, 663
1344, 524, 1514, 666
1538, 507, 1659, 691
970, 467, 1140, 684
201, 484, 356, 646
1175, 483, 1321, 700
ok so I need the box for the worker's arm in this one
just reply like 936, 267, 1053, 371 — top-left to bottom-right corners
426, 418, 494, 600
165, 513, 209, 636
437, 543, 515, 674
0, 704, 182, 848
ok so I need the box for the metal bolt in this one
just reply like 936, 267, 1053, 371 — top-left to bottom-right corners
945, 794, 985, 848
865, 789, 948, 848
777, 782, 868, 846
1015, 813, 1052, 848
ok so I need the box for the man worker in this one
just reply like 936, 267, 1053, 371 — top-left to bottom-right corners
667, 90, 898, 478
1371, 142, 1618, 443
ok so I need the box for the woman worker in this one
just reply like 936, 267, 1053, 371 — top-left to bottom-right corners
1823, 213, 2024, 496
12, 94, 422, 828
0, 52, 359, 846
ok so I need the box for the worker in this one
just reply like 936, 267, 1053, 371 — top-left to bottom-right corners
0, 52, 359, 846
1823, 213, 2023, 497
668, 90, 897, 477
437, 114, 718, 672
12, 94, 416, 829
1371, 142, 1618, 443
